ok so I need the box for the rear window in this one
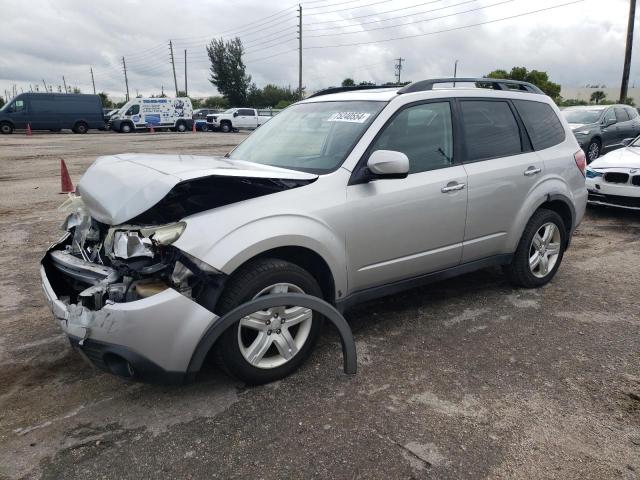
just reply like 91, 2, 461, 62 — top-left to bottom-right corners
460, 100, 522, 161
238, 109, 254, 116
626, 107, 638, 119
513, 100, 566, 150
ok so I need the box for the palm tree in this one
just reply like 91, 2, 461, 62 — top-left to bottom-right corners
590, 91, 606, 105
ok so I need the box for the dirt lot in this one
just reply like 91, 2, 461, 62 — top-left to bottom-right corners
0, 131, 639, 480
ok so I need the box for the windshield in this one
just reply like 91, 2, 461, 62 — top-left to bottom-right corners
222, 109, 234, 114
228, 101, 385, 173
562, 109, 603, 124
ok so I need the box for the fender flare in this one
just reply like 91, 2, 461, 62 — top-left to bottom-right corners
186, 293, 357, 381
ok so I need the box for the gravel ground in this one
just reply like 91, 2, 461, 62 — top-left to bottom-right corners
0, 131, 638, 480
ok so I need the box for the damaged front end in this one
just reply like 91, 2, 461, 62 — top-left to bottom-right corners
45, 195, 224, 313
41, 195, 225, 383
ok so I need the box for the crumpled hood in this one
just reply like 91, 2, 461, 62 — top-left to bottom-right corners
77, 153, 317, 225
589, 147, 640, 169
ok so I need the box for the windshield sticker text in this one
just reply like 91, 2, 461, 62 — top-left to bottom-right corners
327, 112, 371, 123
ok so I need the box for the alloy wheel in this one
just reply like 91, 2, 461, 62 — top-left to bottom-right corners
588, 142, 600, 162
529, 222, 562, 278
237, 283, 313, 369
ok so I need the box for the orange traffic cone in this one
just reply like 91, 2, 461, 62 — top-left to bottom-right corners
149, 124, 155, 133
26, 123, 32, 136
60, 159, 75, 194
192, 121, 196, 133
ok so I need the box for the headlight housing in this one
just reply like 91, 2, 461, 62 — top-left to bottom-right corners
585, 167, 603, 178
574, 130, 590, 136
110, 222, 186, 259
141, 222, 186, 246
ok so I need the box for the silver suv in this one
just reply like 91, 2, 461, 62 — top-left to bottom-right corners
41, 78, 587, 385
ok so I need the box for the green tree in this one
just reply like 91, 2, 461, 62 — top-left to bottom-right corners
622, 97, 636, 107
0, 96, 5, 109
201, 96, 229, 109
358, 81, 375, 86
206, 37, 251, 106
557, 98, 588, 107
341, 78, 355, 87
486, 67, 561, 99
590, 90, 606, 104
275, 99, 293, 109
98, 92, 113, 108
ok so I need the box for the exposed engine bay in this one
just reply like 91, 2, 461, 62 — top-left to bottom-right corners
44, 195, 224, 312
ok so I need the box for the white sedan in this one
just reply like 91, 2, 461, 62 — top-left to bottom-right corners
586, 136, 640, 210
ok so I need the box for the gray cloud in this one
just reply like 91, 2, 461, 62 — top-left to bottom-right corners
0, 0, 637, 101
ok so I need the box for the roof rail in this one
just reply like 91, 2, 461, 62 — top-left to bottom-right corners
307, 84, 402, 99
397, 78, 544, 95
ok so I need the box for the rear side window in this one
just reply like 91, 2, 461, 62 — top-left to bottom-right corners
615, 107, 630, 122
239, 109, 254, 116
460, 100, 522, 161
626, 107, 639, 119
513, 100, 566, 150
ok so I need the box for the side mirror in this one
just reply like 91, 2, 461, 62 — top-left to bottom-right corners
233, 112, 238, 117
367, 150, 410, 179
622, 137, 635, 146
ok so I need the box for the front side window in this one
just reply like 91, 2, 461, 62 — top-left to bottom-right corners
11, 100, 25, 112
460, 100, 522, 161
603, 108, 616, 125
125, 104, 140, 116
513, 100, 565, 150
369, 102, 453, 173
228, 101, 385, 173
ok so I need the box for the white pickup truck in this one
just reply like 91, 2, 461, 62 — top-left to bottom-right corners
206, 108, 273, 133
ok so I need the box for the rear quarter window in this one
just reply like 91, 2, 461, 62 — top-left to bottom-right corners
513, 100, 566, 150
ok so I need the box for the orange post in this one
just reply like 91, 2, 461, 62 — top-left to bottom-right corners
60, 159, 75, 194
192, 121, 196, 133
26, 123, 32, 136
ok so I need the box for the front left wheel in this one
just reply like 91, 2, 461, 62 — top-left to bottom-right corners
212, 258, 323, 385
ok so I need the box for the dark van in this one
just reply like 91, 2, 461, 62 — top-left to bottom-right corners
0, 93, 105, 134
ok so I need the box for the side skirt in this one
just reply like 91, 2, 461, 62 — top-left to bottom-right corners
336, 254, 513, 313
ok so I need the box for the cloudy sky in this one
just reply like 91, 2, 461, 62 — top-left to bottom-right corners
0, 0, 637, 101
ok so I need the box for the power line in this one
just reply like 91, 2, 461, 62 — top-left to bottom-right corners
304, 0, 390, 10
305, 0, 394, 15
306, 0, 475, 32
306, 0, 515, 37
304, 1, 585, 49
304, 0, 447, 25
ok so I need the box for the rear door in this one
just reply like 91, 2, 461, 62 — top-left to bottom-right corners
614, 107, 636, 141
459, 98, 544, 262
346, 100, 468, 291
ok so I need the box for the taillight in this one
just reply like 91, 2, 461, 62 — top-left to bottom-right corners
574, 149, 586, 176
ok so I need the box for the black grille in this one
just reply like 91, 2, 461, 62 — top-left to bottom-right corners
604, 172, 629, 184
632, 175, 640, 186
589, 193, 640, 208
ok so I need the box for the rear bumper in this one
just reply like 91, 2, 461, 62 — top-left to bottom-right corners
41, 250, 219, 382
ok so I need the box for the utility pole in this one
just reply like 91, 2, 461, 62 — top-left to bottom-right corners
453, 60, 459, 87
620, 0, 636, 102
90, 67, 96, 94
184, 49, 188, 97
42, 79, 48, 92
169, 40, 178, 97
122, 56, 130, 102
395, 57, 405, 84
298, 4, 303, 99
62, 76, 68, 93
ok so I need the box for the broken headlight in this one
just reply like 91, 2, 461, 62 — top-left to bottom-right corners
141, 222, 186, 246
110, 222, 186, 260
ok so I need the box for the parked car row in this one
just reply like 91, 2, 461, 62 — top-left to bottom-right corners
205, 108, 275, 132
561, 105, 640, 163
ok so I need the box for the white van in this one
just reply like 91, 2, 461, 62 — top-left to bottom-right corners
109, 97, 193, 133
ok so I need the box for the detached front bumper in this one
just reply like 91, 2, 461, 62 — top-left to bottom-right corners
41, 253, 219, 384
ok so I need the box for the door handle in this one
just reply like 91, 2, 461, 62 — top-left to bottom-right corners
441, 182, 466, 193
524, 167, 542, 176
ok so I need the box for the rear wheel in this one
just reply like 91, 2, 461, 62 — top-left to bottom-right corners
73, 121, 88, 134
0, 122, 14, 134
213, 258, 323, 385
176, 121, 187, 132
503, 209, 567, 288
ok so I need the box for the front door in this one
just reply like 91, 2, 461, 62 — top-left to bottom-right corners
7, 98, 29, 129
345, 101, 467, 292
601, 108, 621, 150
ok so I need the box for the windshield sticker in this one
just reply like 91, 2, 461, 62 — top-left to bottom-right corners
327, 112, 371, 123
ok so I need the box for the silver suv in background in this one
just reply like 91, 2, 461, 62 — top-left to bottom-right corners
41, 78, 587, 385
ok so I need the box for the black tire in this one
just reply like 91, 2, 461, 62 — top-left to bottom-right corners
213, 258, 323, 385
585, 139, 601, 164
201, 123, 209, 132
73, 121, 88, 134
503, 209, 567, 288
0, 122, 14, 135
175, 121, 187, 133
120, 123, 133, 134
220, 122, 232, 133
